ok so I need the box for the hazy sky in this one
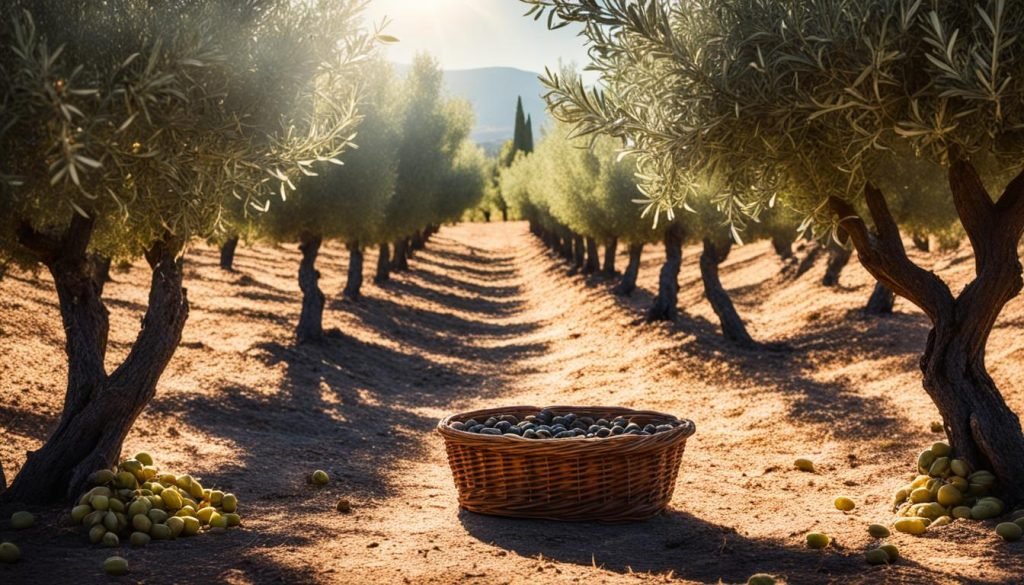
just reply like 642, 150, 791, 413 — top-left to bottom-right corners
364, 0, 590, 73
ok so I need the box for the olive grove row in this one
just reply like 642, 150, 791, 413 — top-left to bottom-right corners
0, 0, 487, 503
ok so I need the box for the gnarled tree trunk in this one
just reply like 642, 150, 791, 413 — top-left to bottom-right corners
823, 235, 852, 287
343, 242, 364, 301
831, 157, 1024, 502
700, 238, 755, 347
296, 233, 325, 345
392, 238, 410, 272
584, 237, 600, 274
646, 224, 683, 322
865, 282, 895, 315
375, 243, 391, 284
603, 237, 618, 276
220, 235, 239, 271
411, 231, 425, 251
559, 231, 573, 260
614, 243, 643, 296
5, 216, 188, 503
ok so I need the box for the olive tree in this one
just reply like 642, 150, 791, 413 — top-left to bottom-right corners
377, 54, 473, 280
0, 0, 373, 502
525, 0, 1024, 498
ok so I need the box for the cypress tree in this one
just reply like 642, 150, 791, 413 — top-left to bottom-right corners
513, 96, 527, 154
524, 114, 534, 154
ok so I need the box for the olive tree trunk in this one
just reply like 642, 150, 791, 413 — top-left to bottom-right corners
823, 236, 852, 287
411, 231, 425, 251
392, 238, 410, 272
92, 254, 112, 297
912, 233, 931, 253
614, 243, 643, 296
700, 238, 756, 347
603, 237, 618, 276
559, 230, 573, 260
646, 224, 683, 323
296, 233, 325, 345
831, 158, 1024, 502
572, 234, 585, 270
772, 233, 794, 261
220, 235, 239, 271
375, 243, 391, 284
4, 216, 187, 504
865, 282, 896, 315
792, 243, 823, 279
584, 237, 600, 275
343, 242, 364, 301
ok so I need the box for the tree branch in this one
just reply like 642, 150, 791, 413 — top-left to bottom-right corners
948, 155, 996, 256
995, 166, 1024, 240
829, 192, 953, 322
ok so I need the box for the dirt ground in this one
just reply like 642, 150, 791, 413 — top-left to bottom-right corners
2, 221, 1023, 585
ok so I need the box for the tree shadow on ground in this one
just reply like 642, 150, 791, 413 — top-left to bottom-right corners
458, 509, 1000, 585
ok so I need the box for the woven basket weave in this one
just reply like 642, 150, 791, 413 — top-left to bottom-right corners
437, 405, 696, 522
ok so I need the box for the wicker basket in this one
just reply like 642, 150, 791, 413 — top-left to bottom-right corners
437, 405, 696, 522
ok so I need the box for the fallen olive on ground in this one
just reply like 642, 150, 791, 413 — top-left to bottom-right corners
68, 455, 242, 550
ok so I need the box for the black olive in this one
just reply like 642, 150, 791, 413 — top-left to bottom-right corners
480, 428, 502, 436
450, 422, 467, 431
596, 428, 611, 438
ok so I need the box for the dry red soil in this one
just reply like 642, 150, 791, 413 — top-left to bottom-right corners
2, 221, 1023, 585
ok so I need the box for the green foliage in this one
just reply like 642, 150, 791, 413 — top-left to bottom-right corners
383, 54, 475, 240
266, 58, 403, 246
522, 0, 1024, 237
0, 0, 374, 265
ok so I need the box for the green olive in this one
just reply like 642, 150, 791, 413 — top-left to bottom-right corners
89, 524, 107, 544
128, 498, 151, 517
91, 495, 110, 511
909, 487, 932, 504
103, 511, 118, 532
950, 459, 970, 477
794, 459, 815, 472
931, 442, 952, 457
930, 516, 953, 527
71, 504, 92, 523
161, 488, 183, 510
746, 574, 776, 585
805, 532, 829, 549
150, 523, 172, 540
952, 506, 973, 519
936, 484, 962, 507
893, 518, 927, 535
102, 532, 119, 548
834, 496, 855, 512
10, 511, 34, 530
0, 542, 20, 564
997, 522, 1023, 541
130, 531, 151, 547
134, 452, 154, 466
867, 524, 890, 538
132, 513, 152, 533
917, 450, 936, 474
880, 544, 899, 562
182, 516, 201, 536
165, 516, 185, 537
103, 556, 129, 576
148, 509, 168, 524
865, 548, 890, 565
89, 470, 116, 486
312, 470, 330, 486
222, 494, 238, 513
929, 457, 950, 477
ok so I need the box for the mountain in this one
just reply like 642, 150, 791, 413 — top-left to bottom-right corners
394, 65, 549, 154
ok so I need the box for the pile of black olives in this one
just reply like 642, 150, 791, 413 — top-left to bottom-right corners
449, 409, 679, 439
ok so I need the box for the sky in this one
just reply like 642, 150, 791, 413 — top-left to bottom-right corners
364, 0, 590, 74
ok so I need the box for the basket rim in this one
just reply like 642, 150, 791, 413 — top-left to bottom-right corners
436, 404, 696, 445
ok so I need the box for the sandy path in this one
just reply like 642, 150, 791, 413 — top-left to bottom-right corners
2, 221, 1023, 584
